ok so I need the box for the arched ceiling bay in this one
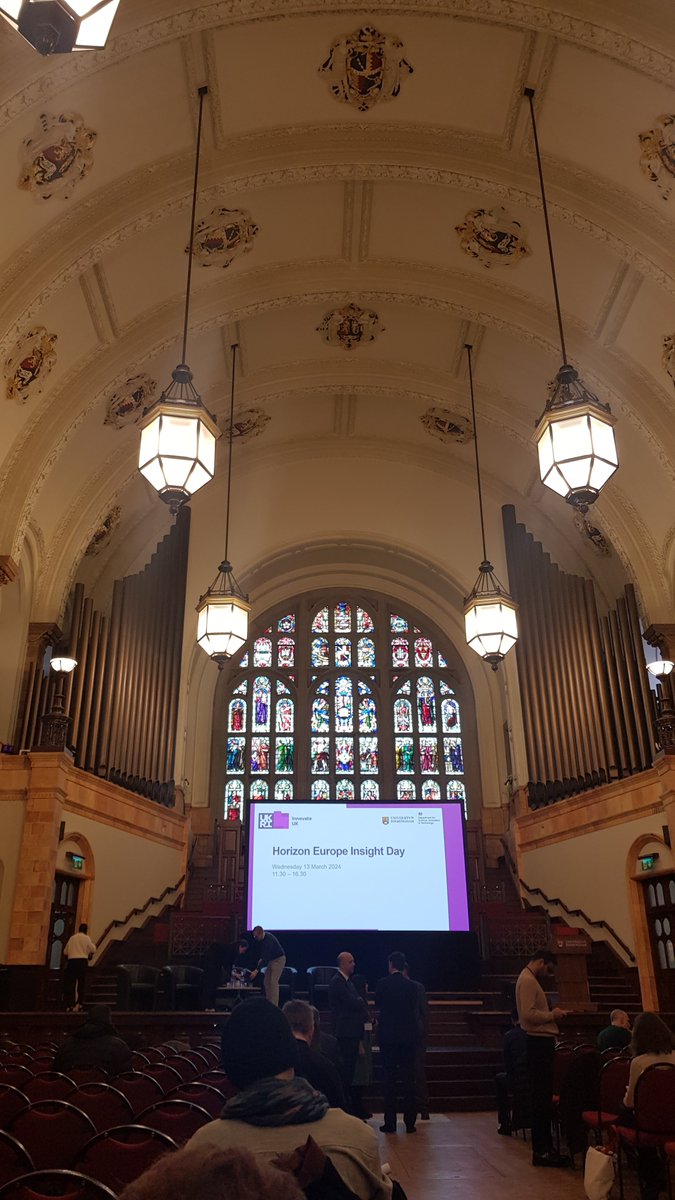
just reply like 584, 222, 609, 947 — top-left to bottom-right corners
1, 0, 674, 623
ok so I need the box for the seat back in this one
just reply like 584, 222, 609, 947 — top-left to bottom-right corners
634, 1063, 675, 1137
198, 1071, 236, 1101
23, 1074, 76, 1104
598, 1056, 631, 1117
7, 1102, 97, 1171
0, 1087, 30, 1129
161, 1056, 198, 1082
306, 966, 338, 1007
65, 1084, 133, 1133
110, 1072, 163, 1116
165, 1083, 224, 1119
0, 1131, 34, 1188
67, 1069, 108, 1087
178, 1051, 209, 1072
141, 1064, 182, 1091
0, 1069, 33, 1092
74, 1126, 177, 1192
194, 1046, 219, 1067
135, 1100, 211, 1145
0, 1169, 118, 1199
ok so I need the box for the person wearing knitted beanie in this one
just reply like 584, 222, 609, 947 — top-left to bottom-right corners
189, 997, 393, 1199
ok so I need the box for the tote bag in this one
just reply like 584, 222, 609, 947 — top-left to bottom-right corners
584, 1146, 616, 1200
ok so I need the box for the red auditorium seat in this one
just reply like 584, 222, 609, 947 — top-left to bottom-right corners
138, 1048, 166, 1063
194, 1046, 219, 1067
140, 1064, 182, 1092
110, 1072, 163, 1116
0, 1087, 30, 1128
177, 1051, 209, 1072
0, 1169, 117, 1199
166, 1082, 224, 1118
67, 1069, 108, 1087
582, 1055, 630, 1140
161, 1056, 197, 1082
198, 1070, 236, 1101
65, 1084, 133, 1132
0, 1069, 33, 1092
616, 1064, 675, 1199
23, 1075, 76, 1104
7, 1103, 96, 1172
136, 1100, 211, 1144
0, 1132, 34, 1188
74, 1126, 177, 1192
2, 1055, 33, 1070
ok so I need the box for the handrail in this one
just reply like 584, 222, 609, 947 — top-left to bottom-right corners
500, 839, 636, 964
93, 874, 185, 963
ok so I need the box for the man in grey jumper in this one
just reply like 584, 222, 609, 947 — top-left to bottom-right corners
515, 948, 569, 1168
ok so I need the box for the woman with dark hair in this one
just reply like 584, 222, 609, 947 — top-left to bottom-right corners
624, 1012, 675, 1108
620, 1012, 675, 1200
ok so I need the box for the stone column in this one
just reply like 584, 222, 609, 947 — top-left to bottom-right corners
6, 752, 69, 965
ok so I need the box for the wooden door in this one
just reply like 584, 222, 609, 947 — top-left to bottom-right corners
643, 873, 675, 1010
46, 872, 80, 970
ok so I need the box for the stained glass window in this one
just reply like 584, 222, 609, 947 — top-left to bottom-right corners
221, 598, 469, 820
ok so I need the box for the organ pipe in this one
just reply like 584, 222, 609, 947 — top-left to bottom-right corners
503, 505, 655, 807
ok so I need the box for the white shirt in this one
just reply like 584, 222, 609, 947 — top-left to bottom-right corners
64, 932, 96, 959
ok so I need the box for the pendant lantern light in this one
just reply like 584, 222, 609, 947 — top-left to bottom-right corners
525, 88, 618, 513
196, 343, 250, 666
0, 0, 120, 53
138, 86, 219, 514
462, 344, 519, 670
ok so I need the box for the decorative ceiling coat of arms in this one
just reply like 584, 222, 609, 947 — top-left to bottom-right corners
5, 326, 58, 403
317, 303, 384, 350
224, 406, 271, 443
662, 333, 675, 389
420, 407, 473, 444
85, 506, 121, 558
573, 512, 611, 557
319, 25, 413, 112
103, 373, 158, 429
18, 111, 96, 202
191, 206, 259, 268
455, 207, 531, 267
638, 115, 675, 200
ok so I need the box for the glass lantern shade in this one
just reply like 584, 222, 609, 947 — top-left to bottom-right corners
50, 655, 77, 673
464, 562, 518, 670
196, 563, 250, 663
0, 1, 120, 53
647, 660, 675, 678
139, 376, 219, 513
535, 365, 618, 512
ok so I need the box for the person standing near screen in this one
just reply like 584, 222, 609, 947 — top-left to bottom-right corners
329, 951, 368, 1116
375, 951, 418, 1134
249, 926, 286, 1006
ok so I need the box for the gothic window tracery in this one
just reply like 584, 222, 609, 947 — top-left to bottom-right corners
220, 597, 468, 821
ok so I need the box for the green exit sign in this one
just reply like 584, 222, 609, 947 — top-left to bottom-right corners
67, 852, 84, 871
639, 853, 659, 871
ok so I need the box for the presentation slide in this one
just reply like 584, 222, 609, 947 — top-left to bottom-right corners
247, 802, 469, 932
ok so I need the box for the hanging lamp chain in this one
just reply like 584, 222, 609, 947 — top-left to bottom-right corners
222, 343, 238, 570
465, 344, 489, 566
180, 85, 208, 367
524, 88, 568, 366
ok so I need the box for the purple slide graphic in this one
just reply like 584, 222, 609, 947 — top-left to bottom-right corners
248, 802, 469, 931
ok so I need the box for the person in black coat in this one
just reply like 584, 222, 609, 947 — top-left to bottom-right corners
328, 951, 368, 1115
283, 999, 347, 1109
375, 951, 418, 1134
54, 1004, 132, 1076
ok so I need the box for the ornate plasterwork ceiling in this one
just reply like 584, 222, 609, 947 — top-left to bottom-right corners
0, 0, 674, 621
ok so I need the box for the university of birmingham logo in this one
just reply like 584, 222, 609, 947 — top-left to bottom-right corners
381, 816, 389, 825
258, 811, 290, 830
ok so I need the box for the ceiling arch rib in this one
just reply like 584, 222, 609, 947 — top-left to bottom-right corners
3, 133, 675, 357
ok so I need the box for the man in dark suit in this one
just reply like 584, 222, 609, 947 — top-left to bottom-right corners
375, 950, 418, 1134
328, 950, 368, 1115
404, 961, 430, 1121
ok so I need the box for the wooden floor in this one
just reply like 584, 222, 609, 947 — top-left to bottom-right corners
371, 1111, 641, 1200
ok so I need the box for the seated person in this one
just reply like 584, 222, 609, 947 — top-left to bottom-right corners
310, 1005, 344, 1075
597, 1009, 631, 1052
283, 999, 348, 1109
620, 1012, 675, 1200
495, 1009, 528, 1135
119, 1143, 302, 1200
187, 997, 393, 1200
54, 1004, 132, 1076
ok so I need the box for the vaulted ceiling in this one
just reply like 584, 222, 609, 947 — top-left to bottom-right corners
1, 0, 675, 628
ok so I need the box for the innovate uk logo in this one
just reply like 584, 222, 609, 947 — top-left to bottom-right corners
258, 810, 290, 830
